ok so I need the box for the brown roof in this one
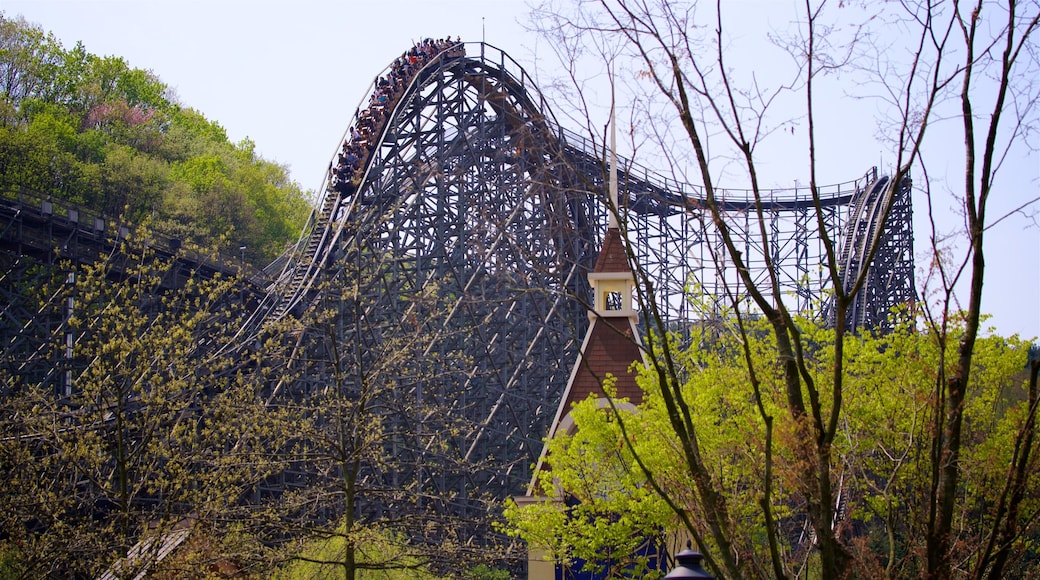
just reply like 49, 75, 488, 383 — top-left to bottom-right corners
567, 316, 644, 405
527, 227, 644, 488
593, 227, 631, 273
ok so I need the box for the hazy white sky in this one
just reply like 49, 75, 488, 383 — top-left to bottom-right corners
6, 0, 1038, 340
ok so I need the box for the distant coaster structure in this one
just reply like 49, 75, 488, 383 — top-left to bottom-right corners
0, 40, 915, 521
232, 41, 914, 502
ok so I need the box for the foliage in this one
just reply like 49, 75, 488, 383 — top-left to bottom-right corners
505, 316, 1039, 577
518, 2, 1039, 578
0, 232, 289, 578
465, 564, 511, 580
209, 253, 507, 578
0, 12, 311, 264
274, 523, 447, 580
504, 384, 673, 579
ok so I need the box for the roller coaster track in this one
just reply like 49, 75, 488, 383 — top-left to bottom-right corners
0, 186, 249, 396
1, 40, 915, 535
219, 41, 914, 509
227, 42, 913, 352
834, 174, 915, 328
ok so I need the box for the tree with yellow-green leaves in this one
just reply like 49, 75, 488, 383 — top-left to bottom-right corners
504, 315, 1038, 578
0, 232, 290, 578
228, 254, 505, 579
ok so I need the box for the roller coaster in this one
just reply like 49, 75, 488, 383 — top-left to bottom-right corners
0, 40, 914, 547
227, 39, 914, 518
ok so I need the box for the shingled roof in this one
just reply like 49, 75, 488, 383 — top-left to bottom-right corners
593, 227, 630, 273
564, 314, 644, 406
546, 225, 644, 439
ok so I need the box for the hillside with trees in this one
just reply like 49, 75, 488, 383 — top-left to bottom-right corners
0, 12, 312, 265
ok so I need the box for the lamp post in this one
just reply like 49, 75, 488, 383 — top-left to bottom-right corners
664, 548, 713, 579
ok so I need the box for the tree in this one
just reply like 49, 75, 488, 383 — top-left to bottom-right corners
0, 13, 63, 107
503, 377, 675, 579
506, 315, 1039, 578
0, 13, 312, 265
511, 1, 1039, 578
0, 233, 286, 578
221, 253, 507, 578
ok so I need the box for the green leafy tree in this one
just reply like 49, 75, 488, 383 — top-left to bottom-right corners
518, 1, 1038, 578
0, 233, 287, 578
0, 12, 311, 265
505, 316, 1039, 578
0, 13, 63, 107
243, 261, 486, 579
504, 379, 674, 579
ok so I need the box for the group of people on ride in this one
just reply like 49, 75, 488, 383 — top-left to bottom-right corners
331, 38, 464, 195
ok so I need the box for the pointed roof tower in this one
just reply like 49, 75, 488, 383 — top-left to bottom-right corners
527, 94, 645, 485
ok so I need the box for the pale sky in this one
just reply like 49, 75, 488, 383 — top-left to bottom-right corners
6, 0, 1039, 341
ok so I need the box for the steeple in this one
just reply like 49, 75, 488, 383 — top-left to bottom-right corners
608, 79, 620, 229
588, 86, 636, 322
588, 228, 637, 321
529, 92, 644, 475
517, 82, 649, 579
